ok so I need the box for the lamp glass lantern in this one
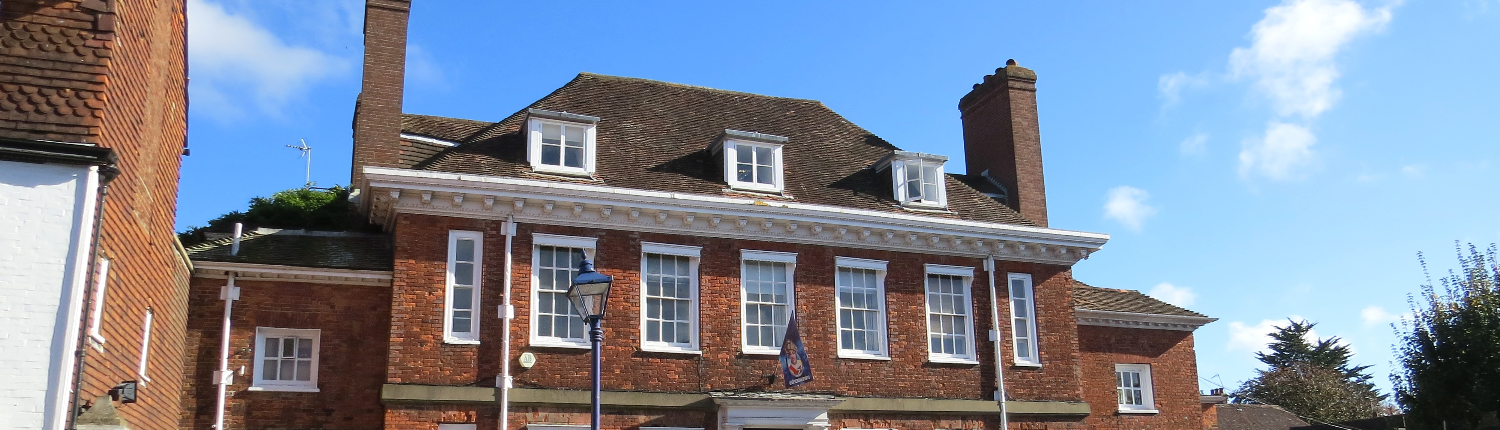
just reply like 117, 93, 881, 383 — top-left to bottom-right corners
567, 260, 613, 320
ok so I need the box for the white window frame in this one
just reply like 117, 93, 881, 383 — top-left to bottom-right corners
529, 233, 599, 349
923, 264, 978, 364
834, 256, 889, 360
891, 157, 948, 208
136, 307, 153, 384
739, 250, 798, 355
251, 327, 321, 392
639, 242, 702, 354
722, 139, 785, 194
1008, 273, 1041, 366
445, 230, 484, 344
88, 257, 111, 346
1115, 363, 1157, 413
526, 117, 598, 177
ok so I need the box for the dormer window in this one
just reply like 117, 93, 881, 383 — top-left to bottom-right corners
712, 129, 787, 194
525, 109, 599, 177
877, 151, 949, 209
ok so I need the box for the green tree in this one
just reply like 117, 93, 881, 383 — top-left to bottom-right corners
177, 186, 371, 245
1393, 243, 1500, 430
1232, 319, 1387, 423
1235, 364, 1387, 423
1255, 320, 1377, 389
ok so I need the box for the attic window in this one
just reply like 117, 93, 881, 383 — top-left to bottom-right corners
525, 109, 600, 177
877, 151, 948, 209
712, 130, 787, 194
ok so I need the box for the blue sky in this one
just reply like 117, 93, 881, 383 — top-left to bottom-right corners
181, 0, 1500, 394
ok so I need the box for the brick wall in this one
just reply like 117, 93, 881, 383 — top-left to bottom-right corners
81, 0, 191, 428
0, 0, 191, 428
386, 213, 1083, 403
179, 276, 391, 430
959, 63, 1048, 227
1077, 325, 1202, 429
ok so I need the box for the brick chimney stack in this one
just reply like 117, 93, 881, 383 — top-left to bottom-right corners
350, 0, 412, 199
959, 59, 1049, 227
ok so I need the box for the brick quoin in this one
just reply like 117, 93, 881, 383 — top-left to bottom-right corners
1, 0, 191, 428
1078, 325, 1203, 429
179, 276, 391, 430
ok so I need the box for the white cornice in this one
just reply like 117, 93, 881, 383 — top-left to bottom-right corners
362, 167, 1110, 265
192, 261, 393, 287
1074, 308, 1217, 332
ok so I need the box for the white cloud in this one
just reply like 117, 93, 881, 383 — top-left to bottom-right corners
1103, 186, 1157, 231
188, 0, 348, 116
1400, 164, 1426, 178
1229, 0, 1393, 119
1149, 283, 1197, 307
1239, 121, 1318, 180
1228, 316, 1315, 352
1180, 133, 1209, 155
1361, 305, 1405, 327
405, 43, 445, 86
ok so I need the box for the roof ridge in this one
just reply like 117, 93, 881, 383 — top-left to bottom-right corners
577, 72, 825, 104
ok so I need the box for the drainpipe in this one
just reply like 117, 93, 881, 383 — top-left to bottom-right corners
213, 223, 244, 429
65, 164, 118, 430
986, 258, 1010, 429
499, 216, 516, 430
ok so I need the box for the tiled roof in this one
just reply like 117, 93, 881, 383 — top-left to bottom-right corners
1072, 280, 1207, 318
185, 229, 393, 271
1216, 404, 1311, 430
396, 73, 1035, 226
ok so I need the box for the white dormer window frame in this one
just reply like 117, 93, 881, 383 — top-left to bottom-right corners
525, 109, 600, 177
879, 151, 949, 209
712, 129, 788, 194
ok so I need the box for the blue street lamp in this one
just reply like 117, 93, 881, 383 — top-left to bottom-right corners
567, 260, 612, 430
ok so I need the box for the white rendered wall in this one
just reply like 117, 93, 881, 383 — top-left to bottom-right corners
0, 160, 98, 430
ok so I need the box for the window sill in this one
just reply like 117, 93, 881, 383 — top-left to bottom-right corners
837, 351, 891, 361
741, 347, 781, 356
247, 386, 320, 393
927, 356, 980, 365
641, 344, 701, 355
1012, 361, 1043, 368
900, 202, 949, 212
444, 338, 481, 345
529, 338, 591, 350
725, 183, 784, 195
1117, 409, 1159, 415
530, 165, 595, 178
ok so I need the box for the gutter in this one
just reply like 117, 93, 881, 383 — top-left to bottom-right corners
64, 163, 118, 430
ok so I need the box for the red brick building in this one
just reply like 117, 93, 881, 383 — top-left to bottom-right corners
0, 0, 189, 429
177, 1, 1215, 429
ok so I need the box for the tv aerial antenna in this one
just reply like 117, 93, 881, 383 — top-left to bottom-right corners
286, 139, 313, 188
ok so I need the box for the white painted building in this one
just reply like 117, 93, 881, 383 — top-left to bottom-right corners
0, 139, 116, 430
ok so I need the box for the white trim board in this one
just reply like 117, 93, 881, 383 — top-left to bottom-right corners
191, 261, 393, 287
362, 166, 1108, 264
1075, 309, 1218, 332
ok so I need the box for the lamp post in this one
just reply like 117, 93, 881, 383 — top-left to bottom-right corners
567, 260, 613, 430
